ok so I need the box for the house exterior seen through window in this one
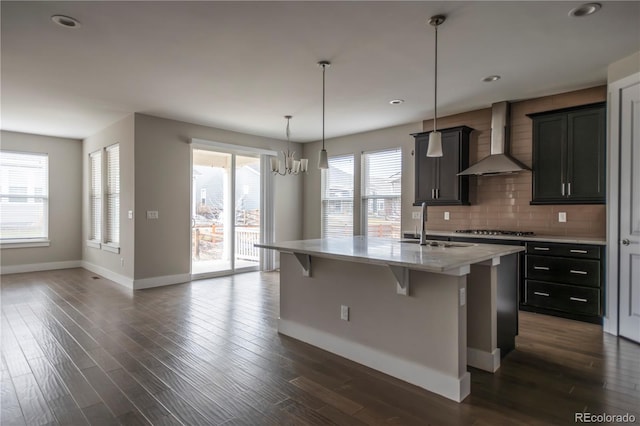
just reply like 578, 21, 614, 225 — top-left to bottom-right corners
0, 151, 49, 242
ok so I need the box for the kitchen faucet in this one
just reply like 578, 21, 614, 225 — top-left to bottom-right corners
419, 201, 428, 245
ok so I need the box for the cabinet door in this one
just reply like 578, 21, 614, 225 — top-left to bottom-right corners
436, 130, 461, 202
414, 135, 438, 204
566, 107, 606, 203
532, 114, 566, 203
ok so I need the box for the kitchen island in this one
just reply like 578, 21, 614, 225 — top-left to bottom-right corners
256, 236, 524, 402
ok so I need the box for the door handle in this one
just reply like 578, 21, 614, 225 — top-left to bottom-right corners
567, 182, 571, 196
622, 239, 631, 246
533, 247, 550, 251
534, 266, 550, 271
570, 297, 588, 303
570, 249, 588, 254
534, 291, 550, 297
561, 183, 565, 196
570, 270, 588, 275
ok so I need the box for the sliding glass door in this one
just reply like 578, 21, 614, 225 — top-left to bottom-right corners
191, 149, 261, 277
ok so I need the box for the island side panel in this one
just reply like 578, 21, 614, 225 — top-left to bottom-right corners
278, 253, 470, 402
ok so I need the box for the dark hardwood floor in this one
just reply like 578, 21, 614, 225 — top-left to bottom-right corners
1, 268, 638, 425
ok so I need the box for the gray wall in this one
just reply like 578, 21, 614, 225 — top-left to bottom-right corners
82, 115, 135, 278
133, 113, 302, 280
1, 131, 82, 268
301, 121, 422, 239
607, 50, 640, 83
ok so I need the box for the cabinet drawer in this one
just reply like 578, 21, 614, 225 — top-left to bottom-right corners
526, 242, 601, 259
525, 280, 600, 316
526, 255, 600, 287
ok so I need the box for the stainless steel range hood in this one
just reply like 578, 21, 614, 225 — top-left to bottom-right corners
458, 101, 530, 176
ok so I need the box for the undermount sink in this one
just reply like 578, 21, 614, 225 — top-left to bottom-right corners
399, 240, 470, 248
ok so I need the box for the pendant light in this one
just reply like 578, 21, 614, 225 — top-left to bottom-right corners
318, 60, 331, 169
426, 15, 446, 157
271, 115, 308, 175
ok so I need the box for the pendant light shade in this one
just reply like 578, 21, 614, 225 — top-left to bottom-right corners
426, 131, 443, 157
426, 15, 446, 158
318, 149, 329, 169
318, 60, 331, 169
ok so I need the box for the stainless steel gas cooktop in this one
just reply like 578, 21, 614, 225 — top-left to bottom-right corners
455, 229, 535, 237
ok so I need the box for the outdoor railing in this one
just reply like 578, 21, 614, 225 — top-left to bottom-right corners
235, 227, 260, 261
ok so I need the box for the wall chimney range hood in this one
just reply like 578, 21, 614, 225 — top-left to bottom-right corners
458, 101, 530, 176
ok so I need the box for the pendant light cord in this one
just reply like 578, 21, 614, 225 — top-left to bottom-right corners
433, 23, 438, 133
322, 63, 326, 150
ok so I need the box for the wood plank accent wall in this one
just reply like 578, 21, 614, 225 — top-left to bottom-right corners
421, 86, 606, 238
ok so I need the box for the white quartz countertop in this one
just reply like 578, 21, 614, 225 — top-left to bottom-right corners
256, 236, 524, 274
403, 230, 606, 246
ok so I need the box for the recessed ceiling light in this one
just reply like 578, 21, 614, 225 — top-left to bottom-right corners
51, 15, 81, 28
389, 99, 405, 105
482, 75, 501, 82
568, 3, 601, 17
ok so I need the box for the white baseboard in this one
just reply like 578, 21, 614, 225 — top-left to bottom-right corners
0, 260, 82, 275
133, 273, 191, 290
467, 347, 501, 373
82, 261, 134, 289
278, 319, 470, 402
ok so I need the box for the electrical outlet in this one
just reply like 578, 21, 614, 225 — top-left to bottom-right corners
147, 210, 159, 220
412, 211, 421, 220
558, 212, 567, 222
340, 305, 350, 321
444, 211, 450, 221
128, 210, 133, 219
459, 288, 466, 307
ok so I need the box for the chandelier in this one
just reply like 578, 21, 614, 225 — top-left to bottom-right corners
271, 115, 308, 175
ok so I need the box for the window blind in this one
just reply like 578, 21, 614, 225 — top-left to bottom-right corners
105, 144, 120, 245
89, 150, 102, 242
0, 151, 49, 240
321, 155, 354, 238
362, 148, 402, 238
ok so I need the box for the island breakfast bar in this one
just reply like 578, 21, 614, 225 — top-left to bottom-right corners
256, 236, 524, 402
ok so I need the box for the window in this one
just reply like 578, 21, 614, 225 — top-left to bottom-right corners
89, 150, 102, 244
88, 143, 120, 252
362, 148, 402, 239
0, 151, 49, 244
321, 155, 354, 238
105, 144, 120, 246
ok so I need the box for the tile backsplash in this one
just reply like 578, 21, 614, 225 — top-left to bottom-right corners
420, 86, 606, 238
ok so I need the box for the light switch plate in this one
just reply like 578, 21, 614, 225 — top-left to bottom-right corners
558, 212, 567, 222
444, 211, 450, 221
340, 305, 349, 321
412, 211, 421, 220
147, 210, 159, 220
128, 210, 133, 219
459, 288, 466, 306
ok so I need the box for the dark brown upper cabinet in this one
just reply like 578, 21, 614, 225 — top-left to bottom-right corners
528, 103, 606, 205
412, 126, 473, 206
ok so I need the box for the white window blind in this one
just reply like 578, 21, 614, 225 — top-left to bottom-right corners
89, 150, 102, 242
0, 151, 49, 240
105, 144, 120, 245
362, 148, 402, 238
321, 155, 354, 238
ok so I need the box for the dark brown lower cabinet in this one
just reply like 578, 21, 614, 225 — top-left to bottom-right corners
522, 241, 604, 324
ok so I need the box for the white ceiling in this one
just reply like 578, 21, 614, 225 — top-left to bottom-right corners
1, 1, 639, 142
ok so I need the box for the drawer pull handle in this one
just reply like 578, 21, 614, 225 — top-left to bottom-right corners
570, 270, 588, 275
534, 266, 550, 271
570, 297, 588, 303
533, 247, 550, 251
570, 249, 588, 254
534, 291, 550, 297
